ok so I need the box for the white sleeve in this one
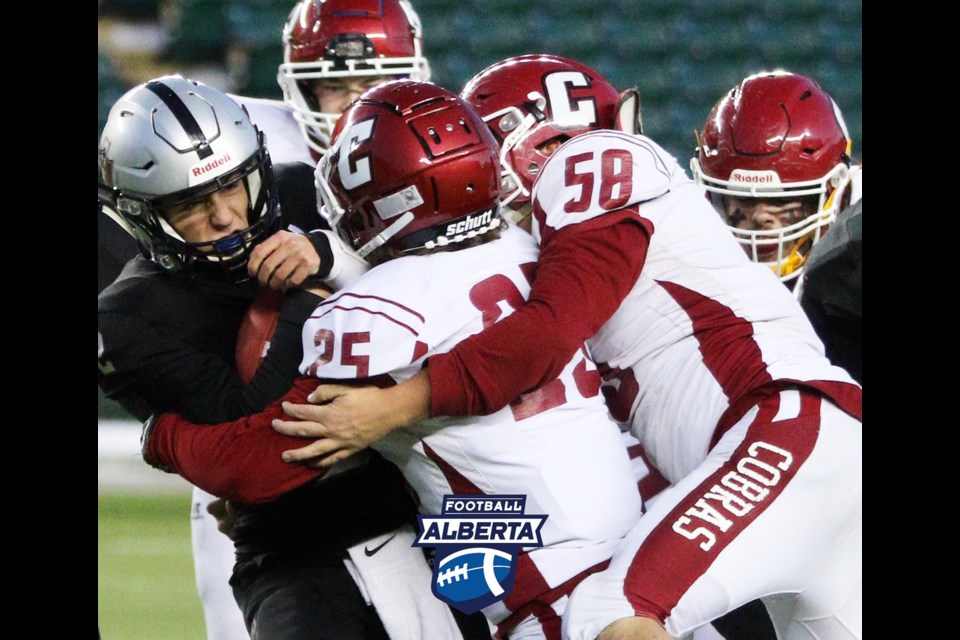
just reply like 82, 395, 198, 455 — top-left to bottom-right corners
318, 229, 371, 291
300, 279, 427, 380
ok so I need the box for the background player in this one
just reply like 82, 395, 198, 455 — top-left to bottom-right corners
798, 198, 862, 384
278, 0, 430, 158
690, 70, 862, 293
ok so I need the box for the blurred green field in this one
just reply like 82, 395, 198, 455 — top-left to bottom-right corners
98, 492, 206, 640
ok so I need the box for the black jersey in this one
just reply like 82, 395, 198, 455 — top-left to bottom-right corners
800, 199, 862, 385
100, 159, 417, 545
98, 162, 325, 422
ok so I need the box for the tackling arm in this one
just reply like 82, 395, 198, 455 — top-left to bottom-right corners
428, 216, 650, 416
143, 376, 326, 504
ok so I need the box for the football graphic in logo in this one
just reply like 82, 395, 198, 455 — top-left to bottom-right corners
415, 495, 547, 615
435, 547, 513, 601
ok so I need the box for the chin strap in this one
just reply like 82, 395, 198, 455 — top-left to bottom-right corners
775, 235, 812, 284
615, 88, 643, 135
316, 229, 371, 290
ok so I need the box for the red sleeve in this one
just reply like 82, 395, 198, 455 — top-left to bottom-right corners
428, 213, 651, 416
145, 377, 326, 504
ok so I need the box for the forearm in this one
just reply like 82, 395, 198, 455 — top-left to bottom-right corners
145, 377, 325, 503
429, 219, 649, 417
237, 288, 320, 412
310, 229, 370, 290
382, 368, 431, 425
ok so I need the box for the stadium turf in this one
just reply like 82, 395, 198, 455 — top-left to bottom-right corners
98, 492, 206, 640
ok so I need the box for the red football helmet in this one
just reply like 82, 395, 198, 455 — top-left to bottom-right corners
279, 0, 431, 155
315, 80, 502, 263
460, 54, 624, 212
691, 70, 853, 284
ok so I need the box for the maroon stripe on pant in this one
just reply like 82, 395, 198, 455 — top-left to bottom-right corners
623, 391, 822, 622
497, 559, 612, 639
422, 441, 484, 495
629, 443, 671, 506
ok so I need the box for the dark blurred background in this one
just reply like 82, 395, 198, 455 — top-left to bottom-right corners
99, 0, 861, 161
99, 0, 862, 418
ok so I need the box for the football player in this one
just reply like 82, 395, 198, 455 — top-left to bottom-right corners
278, 0, 430, 158
98, 76, 462, 640
98, 2, 434, 637
458, 53, 782, 640
143, 80, 645, 640
276, 59, 862, 640
690, 70, 862, 293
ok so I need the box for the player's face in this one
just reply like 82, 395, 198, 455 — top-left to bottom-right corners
721, 196, 816, 258
502, 135, 570, 232
311, 76, 393, 114
162, 181, 250, 246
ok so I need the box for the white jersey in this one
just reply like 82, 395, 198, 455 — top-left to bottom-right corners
231, 95, 315, 166
299, 225, 643, 631
531, 131, 856, 483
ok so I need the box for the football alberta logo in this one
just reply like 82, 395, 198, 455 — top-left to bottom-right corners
415, 495, 547, 614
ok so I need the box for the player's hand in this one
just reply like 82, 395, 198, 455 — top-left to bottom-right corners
247, 230, 321, 291
272, 384, 394, 468
272, 370, 432, 468
206, 498, 238, 540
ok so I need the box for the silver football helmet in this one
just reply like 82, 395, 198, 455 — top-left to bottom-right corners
98, 75, 278, 279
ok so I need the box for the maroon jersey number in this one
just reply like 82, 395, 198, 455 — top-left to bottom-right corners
469, 267, 596, 421
305, 329, 371, 377
563, 148, 634, 213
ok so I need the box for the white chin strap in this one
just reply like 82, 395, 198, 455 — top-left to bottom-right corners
356, 212, 416, 258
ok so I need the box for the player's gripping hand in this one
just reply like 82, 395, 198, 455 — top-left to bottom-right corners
247, 230, 320, 291
206, 498, 238, 540
272, 373, 430, 468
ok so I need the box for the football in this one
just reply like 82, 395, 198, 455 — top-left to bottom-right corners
435, 548, 512, 601
235, 288, 284, 384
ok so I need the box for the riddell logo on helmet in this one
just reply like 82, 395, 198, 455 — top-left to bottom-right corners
730, 170, 780, 185
188, 153, 232, 186
445, 209, 494, 237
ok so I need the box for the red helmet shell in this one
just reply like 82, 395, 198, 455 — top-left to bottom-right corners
323, 81, 501, 260
461, 54, 619, 208
279, 0, 430, 155
697, 71, 850, 186
286, 0, 420, 64
691, 71, 854, 284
